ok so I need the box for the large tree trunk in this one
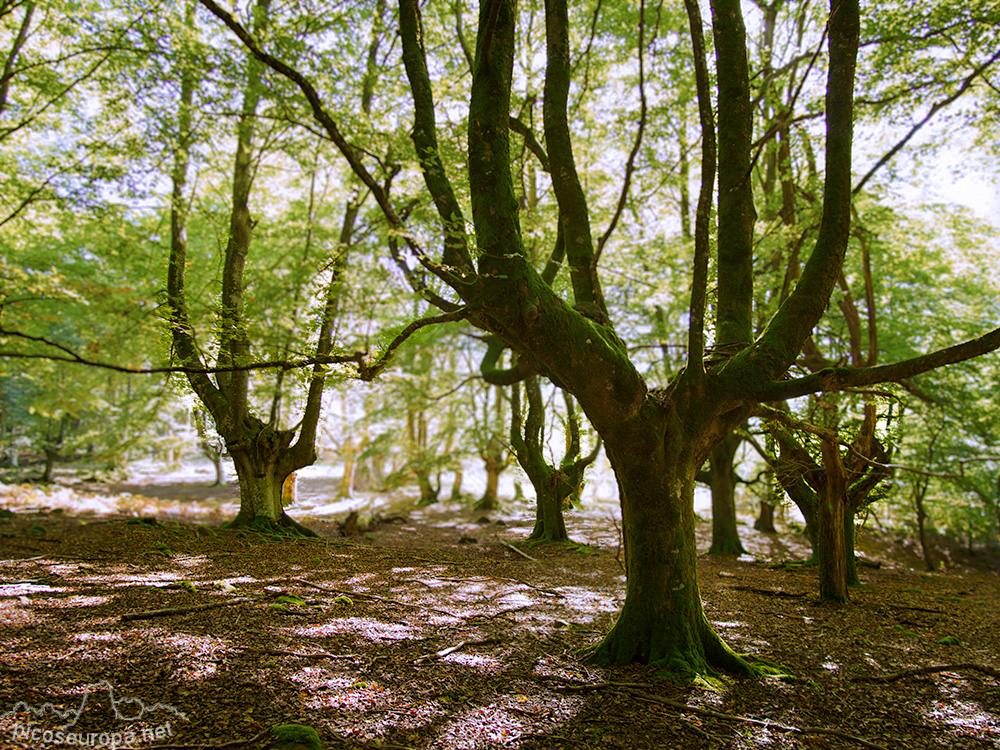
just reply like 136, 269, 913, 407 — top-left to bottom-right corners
706, 433, 746, 555
913, 477, 935, 572
222, 421, 317, 536
41, 447, 57, 483
416, 469, 439, 506
588, 405, 752, 673
449, 464, 464, 501
529, 483, 569, 543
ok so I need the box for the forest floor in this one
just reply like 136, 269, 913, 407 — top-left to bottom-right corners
0, 478, 998, 750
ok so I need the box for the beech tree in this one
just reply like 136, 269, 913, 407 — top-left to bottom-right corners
190, 0, 1000, 673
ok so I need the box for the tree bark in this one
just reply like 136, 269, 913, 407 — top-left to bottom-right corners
818, 439, 848, 602
587, 397, 752, 673
706, 432, 747, 555
755, 501, 777, 533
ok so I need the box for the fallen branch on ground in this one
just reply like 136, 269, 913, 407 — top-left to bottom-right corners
551, 680, 889, 750
497, 537, 540, 562
856, 663, 1000, 683
119, 598, 249, 622
414, 638, 498, 664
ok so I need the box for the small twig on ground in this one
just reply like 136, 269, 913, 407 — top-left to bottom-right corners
291, 577, 461, 619
856, 663, 1000, 683
550, 680, 889, 750
119, 598, 249, 622
497, 536, 540, 562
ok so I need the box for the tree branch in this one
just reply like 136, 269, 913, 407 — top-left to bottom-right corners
853, 48, 1000, 195
753, 326, 1000, 402
682, 0, 715, 378
594, 0, 647, 264
359, 310, 468, 381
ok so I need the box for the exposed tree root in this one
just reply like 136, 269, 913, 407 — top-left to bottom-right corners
221, 513, 318, 538
731, 585, 808, 599
856, 663, 1000, 683
552, 680, 889, 750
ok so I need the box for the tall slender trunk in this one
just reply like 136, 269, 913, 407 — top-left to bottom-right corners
476, 460, 501, 511
818, 439, 848, 601
707, 432, 746, 555
450, 464, 464, 501
914, 478, 935, 572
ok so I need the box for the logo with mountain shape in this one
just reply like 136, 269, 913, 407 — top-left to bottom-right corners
2, 681, 188, 730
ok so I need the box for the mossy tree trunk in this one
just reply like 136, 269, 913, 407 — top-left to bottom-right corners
772, 402, 891, 594
701, 431, 747, 555
509, 376, 601, 544
818, 438, 849, 601
755, 498, 777, 533
588, 389, 753, 672
913, 474, 935, 572
475, 445, 503, 511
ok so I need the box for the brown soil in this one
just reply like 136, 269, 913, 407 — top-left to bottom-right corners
0, 484, 998, 750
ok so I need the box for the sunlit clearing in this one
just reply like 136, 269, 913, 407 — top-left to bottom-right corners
0, 599, 34, 624
552, 586, 621, 623
343, 573, 378, 586
158, 633, 232, 657
430, 701, 530, 748
922, 679, 1000, 740
292, 618, 418, 642
0, 582, 64, 596
290, 669, 397, 714
172, 555, 212, 569
36, 595, 110, 609
439, 651, 502, 673
732, 725, 779, 747
70, 568, 188, 586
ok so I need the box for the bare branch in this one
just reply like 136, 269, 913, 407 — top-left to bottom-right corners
853, 48, 1000, 195
594, 0, 647, 263
359, 309, 468, 381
